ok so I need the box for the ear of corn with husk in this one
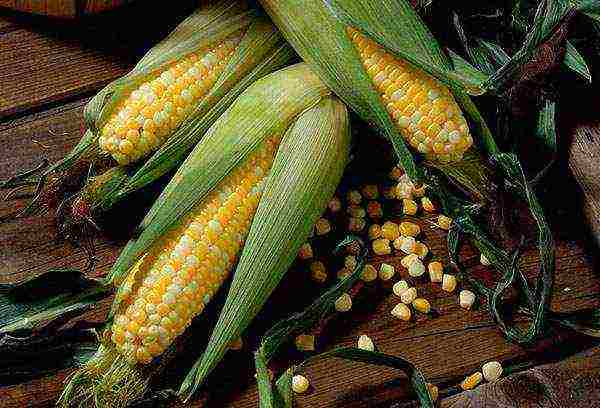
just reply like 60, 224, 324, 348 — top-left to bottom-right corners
259, 0, 493, 199
1, 0, 295, 228
58, 63, 350, 407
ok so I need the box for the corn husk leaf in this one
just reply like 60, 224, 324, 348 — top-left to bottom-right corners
178, 95, 351, 400
260, 0, 487, 184
105, 63, 331, 289
564, 40, 592, 82
0, 270, 108, 336
84, 0, 255, 134
99, 18, 297, 209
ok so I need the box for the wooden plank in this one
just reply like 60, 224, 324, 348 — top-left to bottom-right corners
0, 0, 200, 119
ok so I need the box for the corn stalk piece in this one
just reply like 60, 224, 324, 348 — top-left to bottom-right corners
259, 0, 494, 200
1, 0, 295, 236
58, 63, 350, 407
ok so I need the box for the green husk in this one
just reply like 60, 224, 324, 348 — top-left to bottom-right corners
178, 91, 351, 400
105, 63, 331, 289
1, 0, 295, 227
259, 0, 493, 200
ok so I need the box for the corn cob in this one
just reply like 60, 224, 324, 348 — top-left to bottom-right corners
1, 0, 294, 235
347, 28, 473, 163
98, 32, 243, 165
109, 136, 280, 364
59, 63, 348, 407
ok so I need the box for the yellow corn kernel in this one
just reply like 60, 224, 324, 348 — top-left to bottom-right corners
297, 242, 313, 260
295, 334, 316, 351
399, 221, 420, 237
381, 221, 400, 240
348, 28, 473, 162
361, 184, 379, 199
428, 261, 443, 283
347, 189, 362, 205
461, 372, 483, 390
379, 263, 395, 281
392, 280, 409, 297
310, 260, 328, 283
459, 289, 476, 309
292, 374, 310, 394
412, 298, 431, 313
357, 334, 375, 351
421, 196, 435, 212
99, 32, 243, 165
401, 253, 419, 268
368, 224, 382, 240
372, 238, 391, 255
314, 218, 332, 235
403, 199, 418, 215
361, 264, 378, 282
391, 302, 411, 321
366, 201, 383, 219
335, 293, 353, 312
109, 136, 280, 365
437, 214, 453, 230
347, 205, 366, 218
414, 241, 429, 259
328, 196, 342, 213
442, 274, 457, 292
427, 383, 439, 401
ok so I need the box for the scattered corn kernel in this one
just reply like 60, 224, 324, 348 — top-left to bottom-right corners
437, 214, 452, 230
229, 337, 243, 350
392, 237, 403, 251
408, 258, 426, 277
421, 196, 435, 212
366, 201, 383, 219
310, 261, 327, 283
335, 293, 352, 312
347, 190, 362, 205
412, 298, 431, 313
383, 186, 397, 200
461, 372, 483, 390
372, 238, 392, 255
347, 205, 366, 218
427, 383, 439, 402
328, 196, 342, 213
298, 242, 313, 260
357, 334, 375, 351
344, 255, 357, 270
362, 184, 379, 200
482, 361, 503, 382
381, 221, 400, 240
401, 253, 419, 268
393, 280, 409, 297
414, 241, 429, 259
399, 221, 420, 237
391, 303, 411, 321
348, 217, 366, 232
398, 236, 416, 254
379, 263, 395, 281
442, 274, 457, 292
412, 183, 426, 197
480, 253, 491, 266
361, 264, 378, 282
389, 166, 404, 181
368, 224, 382, 240
292, 374, 310, 394
315, 218, 332, 235
400, 287, 417, 304
295, 334, 316, 351
428, 261, 443, 283
459, 290, 476, 309
396, 182, 413, 200
403, 199, 418, 215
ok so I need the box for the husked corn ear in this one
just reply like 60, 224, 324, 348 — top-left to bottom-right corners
99, 32, 244, 165
347, 28, 473, 163
110, 136, 280, 365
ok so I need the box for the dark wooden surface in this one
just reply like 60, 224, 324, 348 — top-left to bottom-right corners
1, 4, 600, 408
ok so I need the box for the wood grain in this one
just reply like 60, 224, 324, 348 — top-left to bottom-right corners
1, 3, 600, 408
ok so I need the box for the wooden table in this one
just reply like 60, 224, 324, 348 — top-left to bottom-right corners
1, 3, 600, 407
